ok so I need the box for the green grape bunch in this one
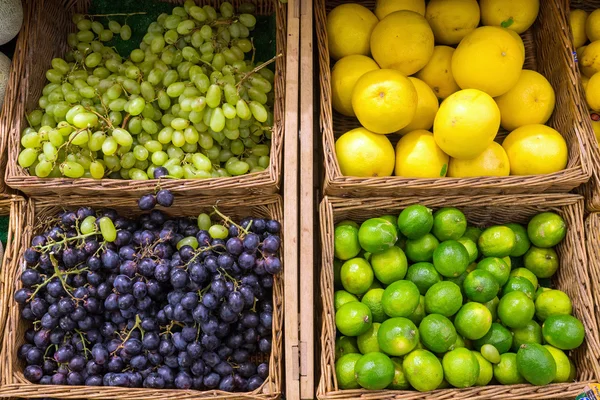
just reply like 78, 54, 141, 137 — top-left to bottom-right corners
18, 0, 276, 180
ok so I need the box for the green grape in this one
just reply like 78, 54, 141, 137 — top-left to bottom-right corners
171, 117, 190, 130
184, 126, 199, 144
259, 67, 275, 83
103, 154, 120, 171
212, 53, 226, 71
109, 98, 127, 112
142, 119, 158, 135
158, 90, 171, 110
127, 97, 145, 116
119, 168, 130, 179
220, 1, 234, 18
222, 49, 238, 65
70, 129, 89, 146
90, 160, 105, 179
236, 38, 253, 53
172, 6, 188, 17
151, 36, 166, 53
239, 14, 257, 28
77, 19, 93, 31
89, 131, 107, 151
77, 154, 92, 169
205, 145, 220, 161
121, 153, 137, 170
107, 20, 121, 33
99, 29, 114, 42
248, 87, 268, 104
223, 128, 239, 140
133, 145, 149, 161
46, 69, 64, 84
172, 130, 186, 147
198, 132, 214, 149
177, 236, 199, 250
222, 103, 237, 119
210, 107, 226, 132
164, 29, 179, 44
182, 142, 198, 153
223, 84, 239, 105
78, 86, 96, 99
194, 74, 210, 93
177, 20, 195, 35
258, 155, 270, 168
178, 62, 193, 80
249, 101, 268, 122
80, 215, 98, 234
98, 216, 117, 242
252, 144, 270, 157
151, 150, 169, 165
166, 164, 184, 178
192, 153, 212, 171
72, 113, 98, 129
21, 132, 41, 148
145, 140, 163, 153
231, 139, 245, 155
206, 85, 222, 109
245, 155, 258, 168
76, 30, 95, 43
28, 110, 44, 126
102, 136, 118, 155
51, 58, 70, 75
134, 159, 148, 171
167, 82, 186, 98
208, 224, 228, 239
120, 25, 132, 40
130, 49, 145, 63
158, 127, 174, 144
228, 23, 241, 39
236, 99, 251, 120
250, 75, 273, 93
226, 160, 250, 176
123, 79, 141, 95
18, 148, 38, 168
225, 116, 240, 130
189, 6, 208, 22
60, 161, 84, 178
129, 168, 149, 180
148, 68, 165, 86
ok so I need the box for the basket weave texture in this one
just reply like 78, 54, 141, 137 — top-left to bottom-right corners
4, 0, 286, 197
318, 195, 600, 399
569, 0, 600, 212
317, 0, 593, 197
0, 195, 284, 399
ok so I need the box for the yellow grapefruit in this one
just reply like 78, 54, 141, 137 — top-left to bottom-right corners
480, 0, 540, 34
415, 46, 460, 100
327, 4, 379, 60
582, 74, 590, 91
586, 72, 600, 111
352, 69, 418, 134
370, 10, 435, 76
331, 55, 380, 117
395, 130, 449, 178
375, 0, 425, 20
425, 0, 480, 45
495, 70, 556, 131
398, 77, 440, 135
448, 141, 510, 178
586, 9, 600, 42
570, 9, 589, 49
580, 41, 600, 78
433, 89, 501, 160
505, 28, 526, 59
336, 127, 395, 177
452, 26, 524, 97
502, 124, 568, 175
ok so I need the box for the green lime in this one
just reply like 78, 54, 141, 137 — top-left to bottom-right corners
340, 258, 374, 295
511, 320, 543, 352
502, 276, 535, 299
358, 218, 398, 254
405, 233, 439, 262
450, 335, 466, 351
335, 336, 360, 360
334, 258, 343, 289
405, 262, 441, 295
473, 351, 493, 386
388, 357, 410, 389
478, 226, 516, 258
510, 267, 538, 289
481, 296, 499, 322
524, 246, 559, 278
569, 359, 577, 381
454, 302, 493, 340
419, 314, 457, 353
516, 343, 557, 386
481, 344, 501, 364
336, 302, 373, 337
337, 220, 359, 229
381, 280, 420, 318
362, 250, 371, 261
424, 281, 463, 317
378, 317, 420, 356
463, 270, 500, 303
403, 349, 444, 392
360, 288, 386, 323
370, 246, 408, 285
473, 323, 513, 354
462, 226, 483, 243
544, 345, 571, 383
542, 315, 585, 350
458, 237, 479, 264
503, 256, 512, 268
357, 322, 381, 354
334, 290, 359, 311
505, 223, 531, 257
334, 224, 361, 261
335, 353, 362, 389
493, 353, 525, 385
477, 257, 511, 286
498, 291, 535, 329
407, 295, 426, 326
527, 212, 566, 248
534, 286, 551, 301
355, 352, 395, 390
535, 289, 572, 321
432, 208, 467, 241
397, 205, 434, 239
380, 215, 399, 232
442, 347, 480, 388
433, 240, 470, 278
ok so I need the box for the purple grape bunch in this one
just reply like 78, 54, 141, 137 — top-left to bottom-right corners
15, 204, 281, 391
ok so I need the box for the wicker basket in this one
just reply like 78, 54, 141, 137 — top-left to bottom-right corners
569, 0, 600, 212
0, 195, 283, 399
317, 0, 592, 197
4, 0, 286, 197
318, 195, 600, 399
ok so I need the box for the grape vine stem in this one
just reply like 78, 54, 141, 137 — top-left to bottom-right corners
236, 53, 282, 92
86, 12, 147, 17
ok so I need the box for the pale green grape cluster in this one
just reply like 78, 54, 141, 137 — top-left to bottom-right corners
18, 0, 275, 180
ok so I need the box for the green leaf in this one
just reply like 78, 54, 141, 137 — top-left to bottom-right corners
440, 164, 448, 177
501, 17, 515, 28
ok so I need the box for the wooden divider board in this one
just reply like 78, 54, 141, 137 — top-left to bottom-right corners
299, 0, 315, 397
283, 0, 301, 399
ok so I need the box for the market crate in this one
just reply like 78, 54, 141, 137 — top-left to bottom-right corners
4, 0, 287, 197
0, 195, 283, 399
568, 1, 600, 212
317, 0, 592, 197
585, 213, 600, 331
318, 194, 600, 399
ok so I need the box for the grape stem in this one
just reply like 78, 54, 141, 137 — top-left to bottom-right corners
86, 12, 147, 17
211, 206, 252, 237
36, 231, 99, 252
121, 113, 131, 129
27, 257, 89, 301
236, 53, 281, 93
113, 314, 144, 355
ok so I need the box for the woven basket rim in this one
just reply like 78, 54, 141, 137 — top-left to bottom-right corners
3, 0, 287, 197
318, 194, 600, 399
0, 194, 284, 399
316, 0, 593, 197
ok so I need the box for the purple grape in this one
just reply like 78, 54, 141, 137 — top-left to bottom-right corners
138, 194, 157, 211
156, 189, 174, 207
24, 365, 43, 383
153, 166, 169, 179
